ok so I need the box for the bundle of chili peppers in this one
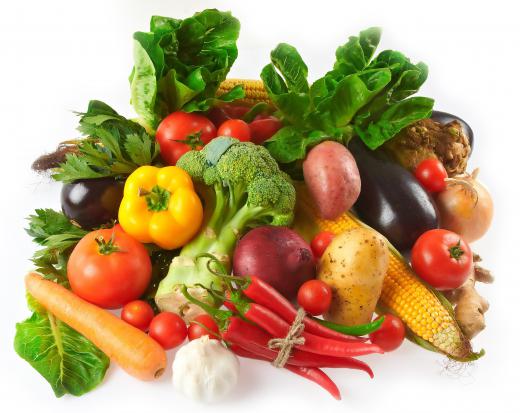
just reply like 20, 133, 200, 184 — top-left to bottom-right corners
181, 255, 385, 400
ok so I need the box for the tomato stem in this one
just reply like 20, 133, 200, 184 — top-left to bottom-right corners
95, 233, 120, 255
449, 240, 465, 260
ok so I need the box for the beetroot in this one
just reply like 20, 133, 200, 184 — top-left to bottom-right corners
233, 226, 315, 300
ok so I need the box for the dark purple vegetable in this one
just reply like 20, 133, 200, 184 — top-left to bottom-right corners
233, 226, 315, 301
349, 138, 439, 251
61, 178, 124, 229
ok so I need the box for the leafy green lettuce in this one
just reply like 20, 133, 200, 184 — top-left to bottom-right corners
14, 295, 109, 397
130, 9, 244, 130
261, 28, 434, 163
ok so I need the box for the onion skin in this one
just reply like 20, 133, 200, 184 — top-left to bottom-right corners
435, 172, 493, 243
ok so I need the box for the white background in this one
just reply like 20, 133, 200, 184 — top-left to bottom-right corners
1, 0, 519, 412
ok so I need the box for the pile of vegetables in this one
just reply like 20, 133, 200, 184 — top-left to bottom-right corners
17, 7, 495, 403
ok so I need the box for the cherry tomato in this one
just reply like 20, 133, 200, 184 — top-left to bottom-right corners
121, 300, 155, 331
156, 112, 217, 165
217, 119, 251, 142
187, 314, 220, 341
369, 315, 405, 352
297, 280, 332, 316
148, 312, 187, 350
67, 226, 152, 309
310, 231, 335, 259
414, 158, 448, 193
249, 116, 283, 144
411, 229, 472, 290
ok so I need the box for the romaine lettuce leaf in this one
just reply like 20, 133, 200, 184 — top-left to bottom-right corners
14, 297, 109, 397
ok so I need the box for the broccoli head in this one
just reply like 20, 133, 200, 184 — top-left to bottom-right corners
156, 137, 296, 319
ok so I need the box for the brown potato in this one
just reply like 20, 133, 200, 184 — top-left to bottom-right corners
318, 227, 389, 325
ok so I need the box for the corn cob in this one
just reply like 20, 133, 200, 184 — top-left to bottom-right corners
218, 79, 271, 106
220, 78, 481, 361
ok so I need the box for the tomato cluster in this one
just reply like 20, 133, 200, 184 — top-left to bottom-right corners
155, 106, 282, 166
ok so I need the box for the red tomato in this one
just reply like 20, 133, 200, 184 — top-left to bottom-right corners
149, 312, 187, 350
217, 119, 251, 142
156, 112, 217, 165
121, 300, 155, 331
67, 226, 152, 309
187, 314, 220, 341
411, 229, 472, 290
369, 315, 405, 352
310, 231, 335, 259
414, 158, 448, 193
249, 116, 283, 144
297, 280, 332, 316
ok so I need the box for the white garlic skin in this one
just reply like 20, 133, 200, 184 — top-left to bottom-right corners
172, 336, 239, 403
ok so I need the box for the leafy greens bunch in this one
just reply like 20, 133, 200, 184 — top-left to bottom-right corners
52, 100, 159, 183
261, 27, 434, 164
130, 9, 244, 130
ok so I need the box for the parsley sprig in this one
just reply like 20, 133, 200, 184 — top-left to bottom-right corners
52, 100, 159, 183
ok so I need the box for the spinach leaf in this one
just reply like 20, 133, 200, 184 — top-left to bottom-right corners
14, 299, 109, 397
52, 101, 159, 183
130, 9, 243, 129
260, 27, 434, 163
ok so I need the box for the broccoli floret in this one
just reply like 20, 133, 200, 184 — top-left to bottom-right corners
155, 137, 296, 318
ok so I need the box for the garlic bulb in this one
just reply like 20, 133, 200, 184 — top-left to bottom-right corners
172, 336, 239, 403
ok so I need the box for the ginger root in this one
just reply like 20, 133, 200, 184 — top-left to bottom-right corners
443, 254, 493, 340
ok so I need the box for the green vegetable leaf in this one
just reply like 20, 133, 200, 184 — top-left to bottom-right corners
260, 27, 434, 162
14, 304, 109, 397
52, 101, 159, 183
130, 9, 242, 129
355, 96, 434, 149
334, 27, 381, 76
265, 127, 334, 164
26, 209, 87, 286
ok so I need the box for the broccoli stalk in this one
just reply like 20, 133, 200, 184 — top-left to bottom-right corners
155, 137, 296, 319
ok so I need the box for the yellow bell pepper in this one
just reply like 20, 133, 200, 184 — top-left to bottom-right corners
119, 166, 203, 250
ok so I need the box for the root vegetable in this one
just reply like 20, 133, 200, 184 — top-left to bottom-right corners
444, 254, 494, 339
436, 169, 493, 243
25, 273, 167, 381
303, 141, 361, 220
233, 226, 315, 300
318, 227, 389, 326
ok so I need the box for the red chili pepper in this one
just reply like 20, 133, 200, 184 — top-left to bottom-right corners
231, 345, 341, 400
242, 302, 383, 358
224, 318, 374, 377
242, 276, 363, 342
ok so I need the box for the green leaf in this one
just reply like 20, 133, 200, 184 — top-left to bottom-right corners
270, 43, 309, 93
264, 127, 332, 164
130, 9, 241, 127
334, 27, 381, 76
183, 84, 245, 113
355, 96, 434, 149
130, 39, 159, 128
313, 69, 391, 129
14, 308, 109, 397
53, 101, 158, 183
26, 209, 87, 286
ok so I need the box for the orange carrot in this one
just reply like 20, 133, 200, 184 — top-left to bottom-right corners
25, 272, 167, 381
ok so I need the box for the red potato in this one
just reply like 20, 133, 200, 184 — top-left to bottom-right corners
233, 226, 315, 301
303, 141, 361, 220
